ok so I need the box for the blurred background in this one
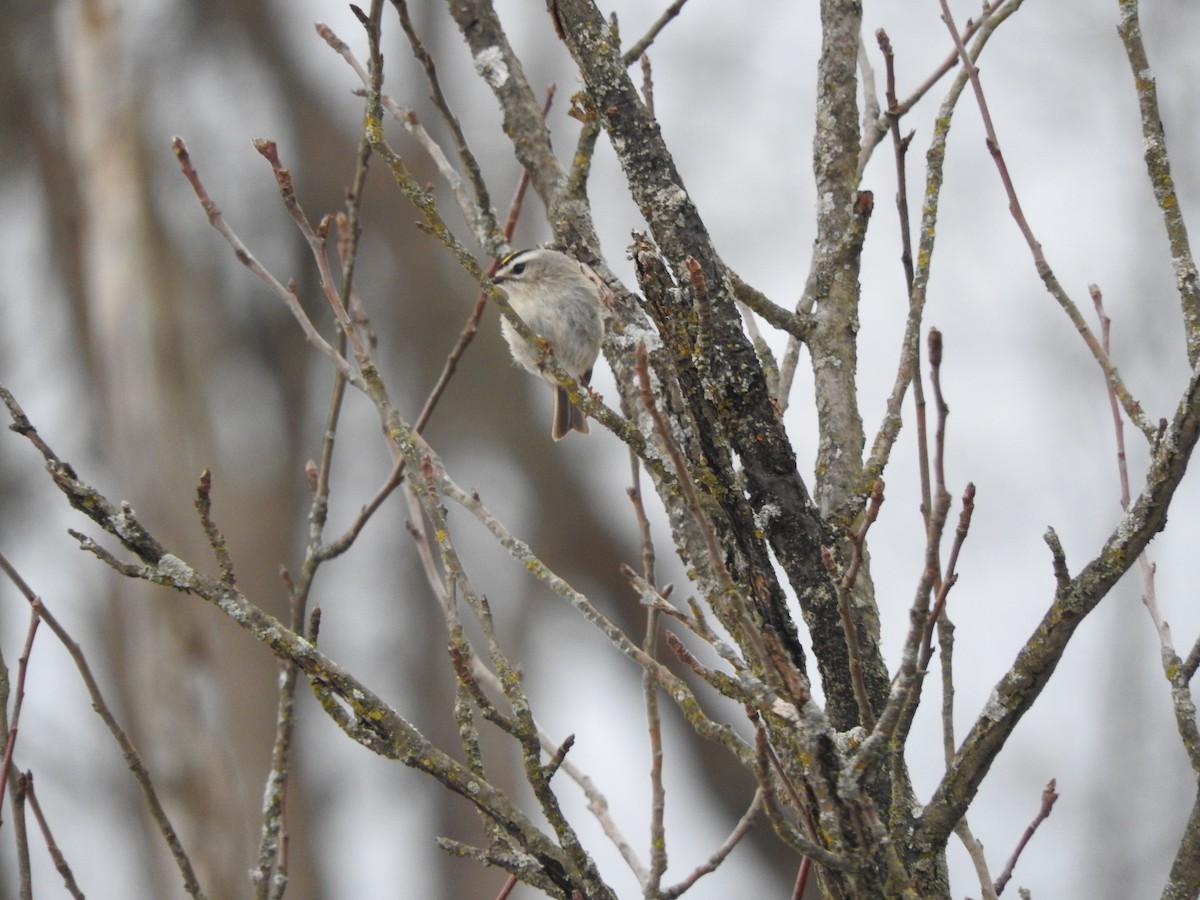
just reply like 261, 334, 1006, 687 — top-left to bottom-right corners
1, 0, 1198, 897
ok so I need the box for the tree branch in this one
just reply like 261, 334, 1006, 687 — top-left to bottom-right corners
1116, 0, 1200, 366
913, 356, 1200, 855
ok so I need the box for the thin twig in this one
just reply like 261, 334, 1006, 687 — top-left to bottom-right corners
0, 551, 208, 899
993, 780, 1059, 895
859, 1, 1012, 175
23, 773, 86, 899
461, 650, 650, 881
544, 734, 576, 780
729, 270, 811, 342
494, 873, 519, 900
1091, 285, 1130, 506
172, 137, 359, 387
863, 0, 1024, 488
1116, 0, 1200, 366
333, 87, 377, 346
665, 633, 754, 702
318, 85, 554, 563
390, 0, 502, 250
447, 643, 517, 739
0, 611, 38, 816
939, 0, 1153, 440
409, 85, 555, 436
659, 790, 764, 899
254, 55, 379, 891
252, 138, 374, 370
1184, 637, 1200, 684
791, 857, 813, 900
640, 54, 655, 119
897, 329, 956, 728
428, 456, 759, 769
0, 597, 10, 841
748, 716, 845, 870
621, 0, 691, 65
1093, 288, 1200, 781
627, 452, 668, 892
824, 476, 884, 731
911, 458, 975, 757
256, 211, 364, 898
195, 469, 236, 586
12, 769, 30, 900
877, 29, 916, 297
956, 818, 999, 900
857, 32, 880, 145
852, 337, 975, 784
317, 21, 495, 251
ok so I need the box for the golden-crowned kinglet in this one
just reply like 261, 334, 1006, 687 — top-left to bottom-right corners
492, 248, 605, 440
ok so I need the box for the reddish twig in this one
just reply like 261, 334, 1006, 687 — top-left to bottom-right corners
1090, 286, 1131, 505
897, 329, 955, 721
493, 873, 518, 900
854, 331, 976, 786
0, 610, 38, 818
824, 479, 885, 729
861, 4, 1021, 496
748, 714, 843, 871
172, 137, 357, 386
917, 330, 974, 753
928, 328, 950, 514
659, 790, 763, 899
893, 2, 1005, 117
860, 1, 1016, 175
253, 138, 375, 372
318, 85, 555, 562
390, 0, 501, 247
837, 479, 885, 596
993, 779, 1059, 894
876, 29, 916, 294
412, 83, 554, 436
640, 54, 655, 119
1092, 285, 1159, 633
0, 551, 207, 898
23, 772, 85, 899
938, 0, 1153, 440
1093, 288, 1200, 785
924, 484, 975, 672
626, 450, 668, 891
254, 173, 372, 893
621, 0, 691, 65
791, 856, 813, 900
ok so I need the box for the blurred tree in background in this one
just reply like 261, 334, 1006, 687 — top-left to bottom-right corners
1, 1, 1199, 898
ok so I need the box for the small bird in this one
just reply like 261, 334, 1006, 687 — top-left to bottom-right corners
492, 248, 605, 440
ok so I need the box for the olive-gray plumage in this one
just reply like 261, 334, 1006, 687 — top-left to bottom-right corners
492, 248, 605, 440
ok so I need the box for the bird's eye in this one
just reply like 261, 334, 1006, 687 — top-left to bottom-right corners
511, 262, 526, 276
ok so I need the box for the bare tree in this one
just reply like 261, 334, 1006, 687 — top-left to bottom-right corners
1, 1, 1198, 898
